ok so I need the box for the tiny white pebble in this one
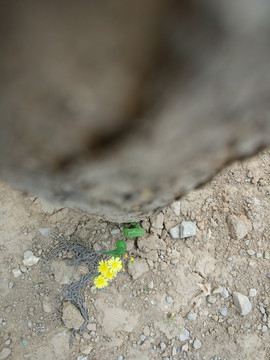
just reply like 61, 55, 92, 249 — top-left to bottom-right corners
249, 289, 257, 297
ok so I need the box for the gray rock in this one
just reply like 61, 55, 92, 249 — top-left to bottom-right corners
12, 268, 22, 278
148, 280, 154, 289
219, 307, 227, 316
207, 296, 217, 304
118, 356, 124, 360
227, 215, 251, 240
166, 296, 174, 304
140, 334, 147, 342
233, 292, 252, 316
259, 306, 266, 315
256, 252, 263, 258
39, 228, 50, 236
221, 288, 229, 299
169, 225, 180, 239
160, 342, 166, 351
247, 249, 255, 256
180, 221, 196, 238
193, 338, 202, 350
249, 288, 257, 297
0, 348, 11, 360
187, 312, 197, 321
179, 328, 190, 341
62, 301, 84, 329
111, 228, 120, 235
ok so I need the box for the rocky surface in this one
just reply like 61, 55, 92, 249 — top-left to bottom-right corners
0, 149, 270, 359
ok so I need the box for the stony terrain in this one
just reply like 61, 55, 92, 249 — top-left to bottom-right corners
0, 149, 270, 360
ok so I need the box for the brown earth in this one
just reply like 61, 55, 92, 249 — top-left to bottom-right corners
0, 149, 269, 360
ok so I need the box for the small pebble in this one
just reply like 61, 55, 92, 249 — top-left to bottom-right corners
247, 250, 255, 256
12, 268, 22, 278
256, 252, 263, 258
187, 312, 197, 321
182, 343, 188, 352
262, 325, 268, 333
180, 221, 196, 238
111, 229, 120, 235
219, 307, 227, 316
140, 334, 147, 342
166, 296, 173, 304
118, 356, 124, 360
259, 306, 266, 315
169, 226, 180, 239
207, 296, 217, 304
249, 289, 257, 297
179, 328, 190, 341
0, 348, 11, 360
193, 339, 202, 350
221, 289, 229, 299
160, 342, 166, 351
8, 282, 14, 289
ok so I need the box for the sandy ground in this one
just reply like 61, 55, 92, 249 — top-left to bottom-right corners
0, 149, 269, 360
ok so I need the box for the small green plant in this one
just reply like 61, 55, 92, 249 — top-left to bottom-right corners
93, 222, 144, 289
123, 222, 146, 238
164, 312, 176, 324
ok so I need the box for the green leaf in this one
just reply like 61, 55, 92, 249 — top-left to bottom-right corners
123, 223, 146, 238
104, 240, 127, 258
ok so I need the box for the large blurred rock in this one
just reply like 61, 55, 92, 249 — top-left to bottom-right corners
0, 0, 270, 221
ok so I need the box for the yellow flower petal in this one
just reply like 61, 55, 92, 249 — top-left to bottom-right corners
98, 260, 109, 276
94, 275, 108, 289
108, 257, 122, 273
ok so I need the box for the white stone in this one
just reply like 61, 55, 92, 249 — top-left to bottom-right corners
179, 328, 190, 341
0, 348, 11, 360
111, 228, 120, 235
182, 343, 188, 352
23, 251, 40, 267
213, 286, 224, 294
39, 228, 50, 236
233, 292, 252, 316
180, 221, 196, 238
187, 312, 197, 321
12, 268, 22, 278
247, 249, 255, 256
249, 288, 257, 297
193, 339, 202, 349
169, 225, 180, 239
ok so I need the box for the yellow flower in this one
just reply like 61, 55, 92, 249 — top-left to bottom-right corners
94, 275, 108, 289
98, 260, 109, 276
105, 270, 117, 280
108, 257, 122, 273
125, 254, 128, 258
130, 257, 134, 262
